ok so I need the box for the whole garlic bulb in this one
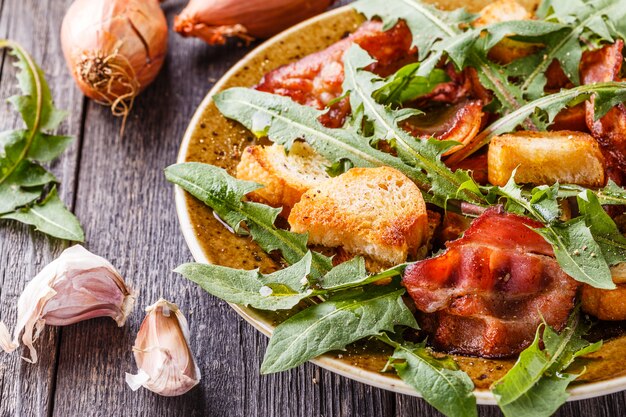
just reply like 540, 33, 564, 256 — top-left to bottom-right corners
0, 245, 135, 363
126, 299, 200, 396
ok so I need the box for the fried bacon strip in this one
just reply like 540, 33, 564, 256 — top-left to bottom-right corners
255, 20, 486, 140
414, 64, 491, 106
403, 207, 578, 358
447, 151, 489, 185
580, 40, 626, 185
402, 100, 484, 154
550, 103, 588, 132
255, 20, 415, 128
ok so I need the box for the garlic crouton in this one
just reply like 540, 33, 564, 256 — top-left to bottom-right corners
288, 167, 428, 266
474, 0, 530, 27
582, 264, 626, 320
488, 131, 605, 187
236, 142, 330, 213
474, 0, 536, 64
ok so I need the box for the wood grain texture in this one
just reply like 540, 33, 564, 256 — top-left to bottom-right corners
0, 0, 83, 416
1, 0, 626, 416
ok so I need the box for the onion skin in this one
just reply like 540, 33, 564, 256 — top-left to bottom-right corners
61, 0, 168, 118
174, 0, 335, 45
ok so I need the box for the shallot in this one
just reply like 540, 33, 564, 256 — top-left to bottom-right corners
174, 0, 335, 45
61, 0, 168, 130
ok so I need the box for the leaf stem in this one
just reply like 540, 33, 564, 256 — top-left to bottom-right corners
0, 40, 43, 185
521, 6, 607, 91
447, 81, 626, 164
399, 0, 460, 37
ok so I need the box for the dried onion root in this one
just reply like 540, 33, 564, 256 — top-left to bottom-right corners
61, 0, 168, 132
174, 0, 336, 45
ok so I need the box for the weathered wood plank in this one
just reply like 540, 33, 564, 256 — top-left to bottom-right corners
50, 0, 395, 416
50, 1, 252, 415
3, 0, 626, 416
0, 0, 84, 416
237, 324, 395, 417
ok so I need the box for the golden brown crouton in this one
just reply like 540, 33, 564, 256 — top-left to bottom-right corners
331, 210, 440, 275
582, 264, 626, 320
236, 142, 330, 214
488, 130, 606, 187
288, 167, 428, 265
474, 0, 536, 64
474, 0, 530, 26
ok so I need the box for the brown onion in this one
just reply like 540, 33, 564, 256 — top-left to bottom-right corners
174, 0, 335, 45
61, 0, 168, 129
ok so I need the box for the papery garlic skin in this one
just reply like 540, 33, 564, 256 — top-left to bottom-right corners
126, 299, 200, 396
0, 245, 135, 363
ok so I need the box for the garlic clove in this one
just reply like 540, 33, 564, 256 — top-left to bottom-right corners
41, 245, 135, 327
0, 245, 135, 363
126, 299, 200, 396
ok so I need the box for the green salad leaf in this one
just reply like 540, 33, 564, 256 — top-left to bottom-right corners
489, 175, 621, 289
556, 180, 626, 206
518, 0, 626, 97
175, 252, 315, 311
352, 0, 473, 60
379, 334, 477, 417
214, 87, 439, 204
0, 40, 83, 241
342, 45, 484, 207
373, 62, 449, 106
352, 0, 546, 121
260, 285, 417, 374
1, 187, 83, 241
317, 258, 409, 291
164, 162, 332, 278
577, 190, 626, 266
176, 244, 412, 311
177, 250, 409, 310
448, 81, 626, 163
492, 312, 602, 417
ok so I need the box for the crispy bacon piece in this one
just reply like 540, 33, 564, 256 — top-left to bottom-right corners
255, 20, 415, 128
580, 41, 626, 185
447, 151, 489, 185
402, 100, 484, 154
434, 211, 472, 247
414, 65, 491, 106
403, 207, 578, 358
255, 21, 488, 131
550, 103, 588, 132
545, 59, 573, 91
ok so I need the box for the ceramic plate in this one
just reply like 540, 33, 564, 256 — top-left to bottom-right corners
174, 3, 626, 404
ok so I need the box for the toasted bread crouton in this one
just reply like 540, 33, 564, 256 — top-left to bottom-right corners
582, 264, 626, 320
236, 142, 330, 213
474, 0, 530, 27
288, 167, 428, 265
331, 210, 440, 275
488, 130, 606, 187
474, 0, 536, 64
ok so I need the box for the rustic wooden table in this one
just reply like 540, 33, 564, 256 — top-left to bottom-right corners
1, 0, 625, 416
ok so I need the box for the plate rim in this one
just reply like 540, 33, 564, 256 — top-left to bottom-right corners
173, 4, 626, 405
